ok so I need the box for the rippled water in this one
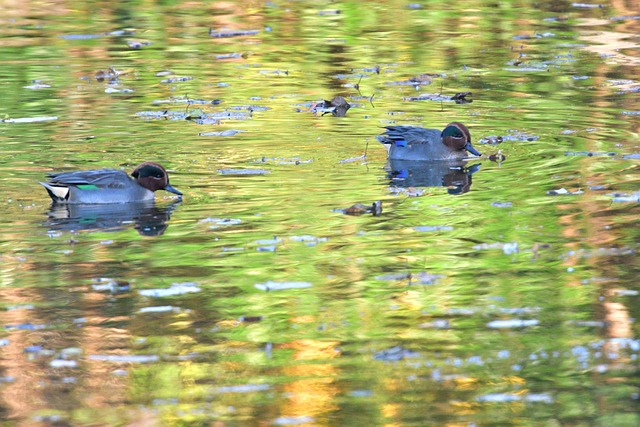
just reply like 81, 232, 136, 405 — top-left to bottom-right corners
1, 1, 639, 426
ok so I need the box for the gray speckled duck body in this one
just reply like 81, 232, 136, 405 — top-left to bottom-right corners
378, 122, 481, 161
40, 162, 182, 204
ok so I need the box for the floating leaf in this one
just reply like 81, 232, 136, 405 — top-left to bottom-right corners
337, 201, 382, 216
254, 281, 312, 291
209, 29, 260, 38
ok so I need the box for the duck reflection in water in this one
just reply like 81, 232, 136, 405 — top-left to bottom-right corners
44, 200, 181, 236
385, 159, 481, 195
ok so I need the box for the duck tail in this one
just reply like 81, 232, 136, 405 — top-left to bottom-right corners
39, 182, 70, 203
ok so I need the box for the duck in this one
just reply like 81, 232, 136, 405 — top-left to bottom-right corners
377, 122, 481, 161
40, 162, 182, 204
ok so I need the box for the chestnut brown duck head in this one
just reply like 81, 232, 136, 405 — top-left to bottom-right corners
378, 122, 481, 161
40, 162, 182, 204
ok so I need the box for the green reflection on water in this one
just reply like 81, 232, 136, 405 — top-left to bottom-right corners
0, 0, 639, 426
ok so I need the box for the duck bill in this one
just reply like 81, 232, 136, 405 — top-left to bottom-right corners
465, 142, 481, 157
164, 184, 183, 196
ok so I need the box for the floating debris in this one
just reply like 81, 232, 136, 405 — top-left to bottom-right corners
491, 202, 513, 208
138, 282, 201, 297
60, 33, 108, 40
5, 323, 48, 330
404, 92, 472, 104
478, 131, 539, 144
310, 96, 351, 117
199, 130, 246, 137
88, 354, 159, 363
571, 2, 604, 8
388, 186, 425, 197
215, 52, 247, 60
50, 360, 78, 368
488, 152, 507, 162
217, 169, 269, 175
288, 235, 328, 246
59, 30, 135, 40
126, 39, 151, 49
610, 15, 640, 21
473, 242, 519, 255
409, 73, 434, 84
215, 384, 270, 393
419, 319, 451, 329
227, 105, 270, 111
547, 188, 583, 196
1, 116, 58, 123
318, 9, 340, 15
91, 278, 130, 293
476, 392, 553, 403
238, 315, 263, 323
198, 218, 242, 228
387, 73, 438, 87
135, 109, 250, 122
138, 306, 180, 313
338, 154, 366, 163
574, 320, 606, 327
496, 306, 541, 315
274, 416, 315, 426
503, 65, 548, 72
23, 81, 51, 90
375, 271, 444, 285
154, 70, 174, 77
105, 86, 134, 94
487, 319, 539, 328
254, 237, 282, 245
256, 157, 313, 165
373, 346, 420, 361
254, 281, 313, 291
613, 289, 639, 296
414, 225, 453, 232
209, 29, 260, 38
565, 151, 617, 157
152, 97, 222, 105
610, 191, 640, 203
258, 69, 289, 76
336, 201, 382, 216
95, 67, 133, 82
160, 76, 194, 83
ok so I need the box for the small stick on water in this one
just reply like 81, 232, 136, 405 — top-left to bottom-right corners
369, 93, 375, 108
184, 93, 191, 114
355, 74, 364, 96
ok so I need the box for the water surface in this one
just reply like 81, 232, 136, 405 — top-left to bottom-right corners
1, 1, 639, 426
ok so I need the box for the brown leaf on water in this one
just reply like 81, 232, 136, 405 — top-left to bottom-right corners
408, 74, 434, 84
95, 67, 134, 82
489, 152, 507, 162
239, 316, 263, 323
340, 201, 382, 216
451, 92, 472, 100
343, 203, 368, 215
127, 39, 152, 49
310, 96, 351, 117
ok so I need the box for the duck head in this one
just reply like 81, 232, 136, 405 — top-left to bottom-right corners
441, 122, 481, 156
131, 162, 182, 196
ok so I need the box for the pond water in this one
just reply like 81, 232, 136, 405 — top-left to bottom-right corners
1, 1, 639, 426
